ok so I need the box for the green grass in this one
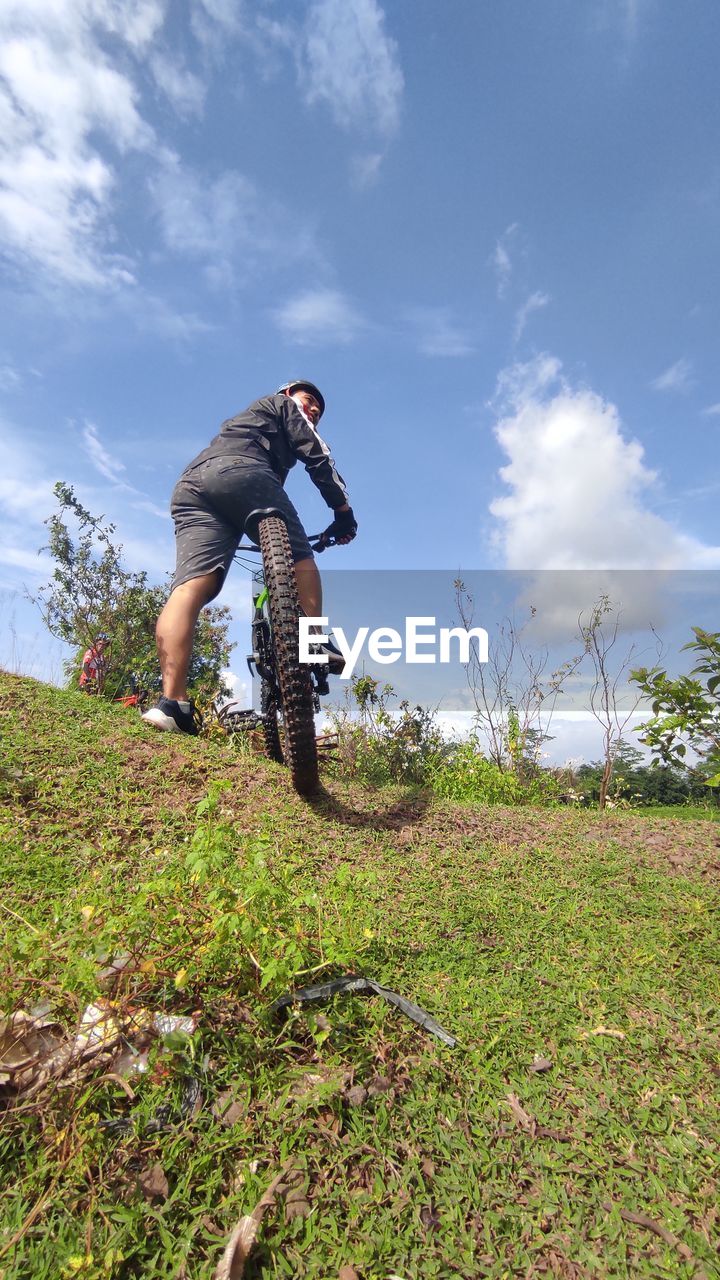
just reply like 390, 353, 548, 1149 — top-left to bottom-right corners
635, 804, 719, 821
1, 672, 719, 1279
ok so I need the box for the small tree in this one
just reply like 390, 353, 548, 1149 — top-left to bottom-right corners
454, 581, 580, 778
577, 595, 654, 811
32, 482, 233, 701
631, 627, 720, 791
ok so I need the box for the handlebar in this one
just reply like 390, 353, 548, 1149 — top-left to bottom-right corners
235, 531, 338, 554
310, 530, 337, 554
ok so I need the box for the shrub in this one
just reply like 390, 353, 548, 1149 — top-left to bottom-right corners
428, 738, 561, 806
329, 676, 450, 787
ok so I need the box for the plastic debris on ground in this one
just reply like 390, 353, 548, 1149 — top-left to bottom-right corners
0, 1000, 200, 1104
0, 1001, 124, 1099
153, 1013, 197, 1038
270, 974, 457, 1047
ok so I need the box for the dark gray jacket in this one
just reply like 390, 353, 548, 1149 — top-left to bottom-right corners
185, 393, 349, 510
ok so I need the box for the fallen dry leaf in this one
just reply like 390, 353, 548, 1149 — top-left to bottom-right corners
367, 1074, 391, 1096
284, 1188, 311, 1222
338, 1268, 360, 1280
214, 1217, 258, 1280
345, 1084, 368, 1107
584, 1026, 626, 1041
212, 1091, 245, 1126
477, 933, 501, 948
201, 1215, 224, 1237
420, 1204, 441, 1230
214, 1163, 292, 1280
289, 1067, 347, 1101
138, 1162, 169, 1202
529, 1055, 554, 1074
505, 1092, 535, 1132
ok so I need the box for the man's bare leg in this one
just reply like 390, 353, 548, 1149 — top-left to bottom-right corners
294, 557, 322, 618
156, 570, 222, 701
293, 555, 343, 669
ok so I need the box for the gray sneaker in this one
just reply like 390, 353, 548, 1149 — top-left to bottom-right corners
142, 697, 200, 735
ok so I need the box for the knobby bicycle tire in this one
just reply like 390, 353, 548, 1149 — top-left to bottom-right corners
260, 677, 283, 764
257, 515, 319, 795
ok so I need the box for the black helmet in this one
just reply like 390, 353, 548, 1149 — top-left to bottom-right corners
276, 379, 325, 418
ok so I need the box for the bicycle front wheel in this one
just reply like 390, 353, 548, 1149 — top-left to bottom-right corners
257, 515, 319, 795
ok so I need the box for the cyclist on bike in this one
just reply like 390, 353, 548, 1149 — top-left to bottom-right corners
142, 379, 357, 735
79, 633, 110, 694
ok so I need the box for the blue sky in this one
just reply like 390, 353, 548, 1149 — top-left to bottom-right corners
1, 0, 718, 752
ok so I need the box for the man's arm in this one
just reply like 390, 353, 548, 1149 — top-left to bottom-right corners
276, 395, 350, 510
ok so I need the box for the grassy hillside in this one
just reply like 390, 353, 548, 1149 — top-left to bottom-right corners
1, 672, 719, 1279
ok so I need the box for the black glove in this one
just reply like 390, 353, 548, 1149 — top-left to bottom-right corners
323, 506, 357, 541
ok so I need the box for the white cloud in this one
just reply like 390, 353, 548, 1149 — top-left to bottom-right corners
82, 421, 127, 484
407, 307, 473, 358
432, 704, 647, 765
651, 357, 694, 393
702, 402, 720, 417
300, 0, 403, 137
150, 162, 257, 258
80, 421, 178, 523
492, 222, 519, 299
513, 290, 550, 343
150, 52, 205, 117
220, 668, 251, 706
190, 0, 246, 49
131, 499, 171, 520
590, 0, 654, 56
0, 1, 350, 298
0, 2, 295, 293
149, 156, 322, 284
86, 0, 166, 52
0, 0, 159, 285
0, 424, 67, 633
489, 354, 720, 570
613, 0, 651, 43
0, 364, 21, 391
0, 544, 54, 576
0, 430, 55, 524
119, 532, 174, 580
350, 151, 384, 189
111, 287, 213, 341
0, 417, 173, 607
274, 287, 364, 345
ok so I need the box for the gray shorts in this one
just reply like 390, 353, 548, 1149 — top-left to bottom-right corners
170, 457, 313, 591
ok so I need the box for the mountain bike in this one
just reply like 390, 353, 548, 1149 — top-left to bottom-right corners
113, 671, 160, 713
230, 508, 337, 797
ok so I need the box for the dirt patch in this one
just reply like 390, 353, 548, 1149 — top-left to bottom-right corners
306, 789, 720, 879
576, 812, 720, 876
108, 733, 269, 816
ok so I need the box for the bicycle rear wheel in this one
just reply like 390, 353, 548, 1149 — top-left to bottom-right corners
260, 677, 284, 764
257, 515, 319, 795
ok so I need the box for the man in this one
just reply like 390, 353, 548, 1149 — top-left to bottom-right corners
79, 633, 109, 693
142, 379, 357, 735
